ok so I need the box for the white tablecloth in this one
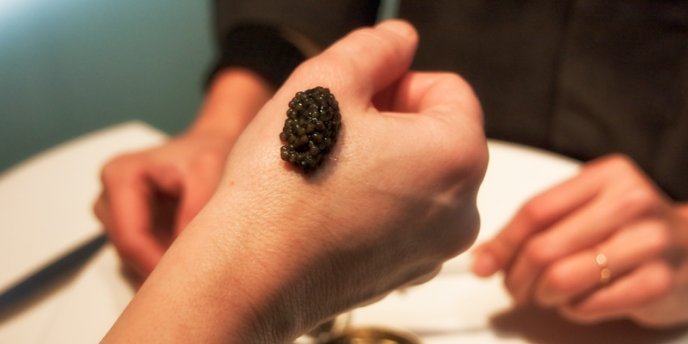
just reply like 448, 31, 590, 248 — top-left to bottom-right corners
0, 122, 685, 343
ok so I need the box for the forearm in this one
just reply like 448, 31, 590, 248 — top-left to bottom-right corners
186, 68, 272, 142
102, 210, 304, 343
103, 20, 485, 342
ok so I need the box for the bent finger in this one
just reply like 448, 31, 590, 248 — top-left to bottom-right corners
106, 176, 165, 276
503, 191, 662, 304
560, 260, 673, 324
535, 219, 671, 306
473, 158, 621, 277
377, 72, 482, 125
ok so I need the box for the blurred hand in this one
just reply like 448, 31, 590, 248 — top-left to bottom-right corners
93, 133, 230, 278
473, 154, 688, 328
105, 20, 488, 343
93, 69, 271, 279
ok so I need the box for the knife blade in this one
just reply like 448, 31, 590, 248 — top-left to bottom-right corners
0, 233, 108, 313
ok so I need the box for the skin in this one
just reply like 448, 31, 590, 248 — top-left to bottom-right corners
473, 154, 688, 328
102, 20, 487, 343
93, 68, 271, 279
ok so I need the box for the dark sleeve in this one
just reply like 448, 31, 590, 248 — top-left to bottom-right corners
208, 0, 381, 89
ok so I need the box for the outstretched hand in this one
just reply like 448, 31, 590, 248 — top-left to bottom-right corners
105, 20, 488, 343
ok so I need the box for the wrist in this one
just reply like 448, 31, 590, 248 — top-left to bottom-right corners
104, 210, 301, 343
187, 68, 272, 142
189, 200, 328, 342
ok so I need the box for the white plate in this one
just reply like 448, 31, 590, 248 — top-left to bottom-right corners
0, 122, 162, 343
1, 123, 686, 343
350, 142, 688, 343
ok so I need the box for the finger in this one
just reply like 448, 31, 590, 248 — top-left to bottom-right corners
283, 20, 418, 107
534, 218, 671, 306
146, 163, 184, 195
105, 174, 165, 276
472, 165, 602, 277
472, 153, 654, 278
150, 188, 179, 248
92, 194, 109, 226
560, 260, 673, 324
145, 163, 186, 240
95, 191, 149, 280
503, 161, 669, 304
377, 72, 482, 124
504, 189, 657, 304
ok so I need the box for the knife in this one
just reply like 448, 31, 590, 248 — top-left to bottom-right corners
0, 233, 108, 313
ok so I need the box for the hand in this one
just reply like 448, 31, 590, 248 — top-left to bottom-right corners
93, 69, 271, 279
93, 132, 231, 279
104, 20, 488, 343
473, 154, 688, 328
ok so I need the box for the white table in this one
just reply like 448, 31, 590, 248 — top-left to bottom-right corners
0, 122, 685, 343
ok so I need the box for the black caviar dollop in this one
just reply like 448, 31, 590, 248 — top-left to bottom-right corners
279, 86, 341, 172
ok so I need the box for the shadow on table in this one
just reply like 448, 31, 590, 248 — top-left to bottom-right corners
0, 273, 80, 324
0, 234, 110, 324
490, 306, 688, 344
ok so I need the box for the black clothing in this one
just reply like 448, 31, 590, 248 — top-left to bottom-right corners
211, 0, 688, 200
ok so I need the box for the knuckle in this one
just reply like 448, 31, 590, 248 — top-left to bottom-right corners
614, 187, 661, 218
585, 153, 634, 177
440, 137, 488, 186
541, 265, 577, 295
100, 155, 135, 184
601, 153, 635, 171
644, 263, 674, 297
99, 162, 118, 183
92, 198, 104, 220
644, 222, 671, 254
443, 73, 482, 114
112, 234, 141, 263
523, 238, 556, 268
433, 209, 481, 260
519, 197, 552, 227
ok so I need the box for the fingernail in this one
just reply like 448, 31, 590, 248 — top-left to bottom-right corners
472, 251, 498, 276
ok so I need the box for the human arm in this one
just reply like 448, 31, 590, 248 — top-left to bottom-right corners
473, 154, 688, 328
94, 1, 381, 280
93, 68, 271, 279
102, 20, 488, 343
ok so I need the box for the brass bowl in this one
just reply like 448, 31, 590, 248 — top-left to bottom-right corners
327, 327, 421, 344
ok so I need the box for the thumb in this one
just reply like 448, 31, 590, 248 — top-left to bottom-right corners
283, 20, 418, 106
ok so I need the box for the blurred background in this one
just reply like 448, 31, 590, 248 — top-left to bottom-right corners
0, 0, 213, 173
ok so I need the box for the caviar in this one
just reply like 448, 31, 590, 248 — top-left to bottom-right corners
279, 86, 341, 172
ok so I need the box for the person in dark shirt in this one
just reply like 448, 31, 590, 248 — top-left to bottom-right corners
95, 0, 688, 331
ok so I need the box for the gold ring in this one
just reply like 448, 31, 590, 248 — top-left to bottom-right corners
594, 252, 612, 286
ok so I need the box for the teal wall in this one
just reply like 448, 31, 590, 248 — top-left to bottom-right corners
0, 1, 213, 173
